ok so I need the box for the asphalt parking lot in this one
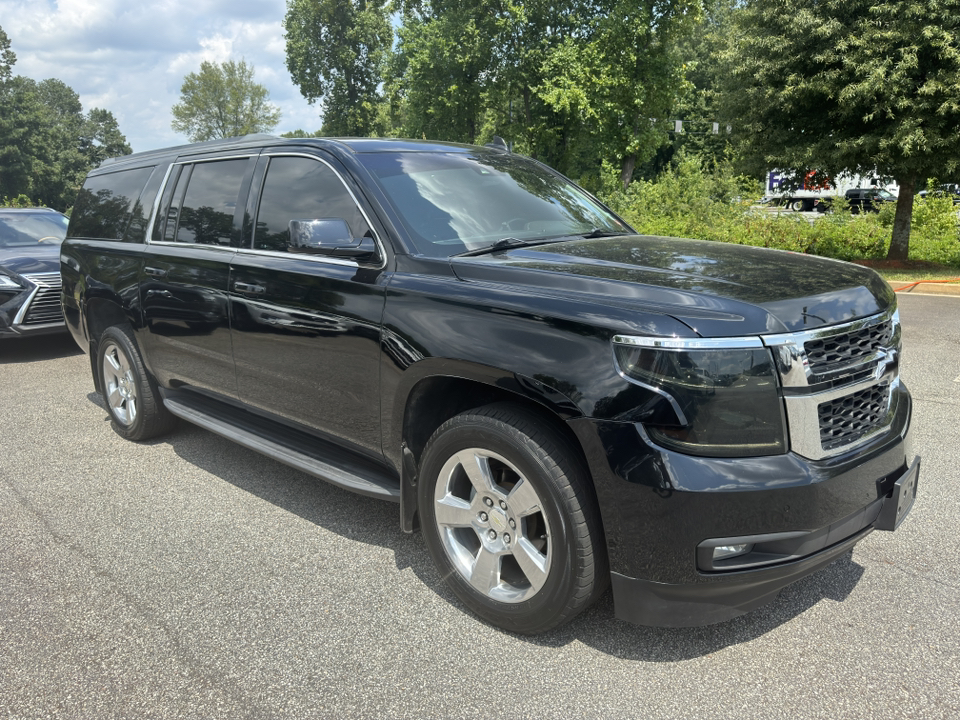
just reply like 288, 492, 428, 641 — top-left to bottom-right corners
1, 293, 958, 720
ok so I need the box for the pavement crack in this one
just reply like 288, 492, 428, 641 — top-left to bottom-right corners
1, 476, 276, 720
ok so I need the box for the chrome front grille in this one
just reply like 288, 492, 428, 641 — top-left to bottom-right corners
763, 309, 901, 460
818, 383, 892, 451
804, 319, 893, 378
20, 272, 64, 326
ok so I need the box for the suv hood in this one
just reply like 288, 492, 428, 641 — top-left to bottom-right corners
450, 235, 895, 336
0, 244, 61, 276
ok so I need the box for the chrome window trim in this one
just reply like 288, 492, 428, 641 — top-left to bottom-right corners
233, 246, 359, 268
144, 154, 257, 249
143, 240, 240, 254
144, 163, 175, 245
255, 151, 387, 270
142, 150, 387, 269
612, 334, 763, 350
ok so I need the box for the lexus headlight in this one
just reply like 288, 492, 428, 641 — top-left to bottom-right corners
613, 335, 787, 458
0, 273, 24, 290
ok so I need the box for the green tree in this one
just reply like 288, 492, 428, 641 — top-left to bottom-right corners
0, 26, 132, 209
0, 27, 42, 201
388, 1, 701, 185
388, 2, 499, 144
724, 0, 960, 260
81, 108, 132, 168
283, 0, 392, 136
171, 59, 282, 142
641, 0, 737, 177
0, 76, 48, 202
1, 25, 15, 83
541, 0, 703, 188
14, 78, 131, 209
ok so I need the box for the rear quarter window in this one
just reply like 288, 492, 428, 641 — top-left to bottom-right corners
69, 166, 156, 241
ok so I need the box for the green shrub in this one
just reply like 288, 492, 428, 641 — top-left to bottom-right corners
602, 158, 960, 268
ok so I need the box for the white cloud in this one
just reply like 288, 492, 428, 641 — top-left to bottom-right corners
0, 0, 323, 152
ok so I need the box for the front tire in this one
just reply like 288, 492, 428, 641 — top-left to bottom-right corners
97, 326, 175, 441
418, 403, 607, 634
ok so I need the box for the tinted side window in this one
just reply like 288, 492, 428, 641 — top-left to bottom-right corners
254, 156, 370, 252
69, 167, 155, 240
173, 159, 248, 246
122, 164, 165, 244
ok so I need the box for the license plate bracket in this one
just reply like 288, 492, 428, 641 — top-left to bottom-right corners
875, 457, 920, 531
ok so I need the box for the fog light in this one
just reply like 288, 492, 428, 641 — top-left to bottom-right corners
712, 544, 754, 560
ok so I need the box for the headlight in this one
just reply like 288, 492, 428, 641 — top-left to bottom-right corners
0, 273, 24, 290
613, 335, 786, 457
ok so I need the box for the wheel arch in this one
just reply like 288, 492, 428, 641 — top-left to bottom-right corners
85, 297, 133, 394
395, 361, 590, 533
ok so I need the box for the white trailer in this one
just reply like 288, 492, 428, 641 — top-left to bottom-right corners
764, 170, 899, 211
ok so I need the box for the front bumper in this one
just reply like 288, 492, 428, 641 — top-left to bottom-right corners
0, 272, 65, 339
569, 384, 916, 627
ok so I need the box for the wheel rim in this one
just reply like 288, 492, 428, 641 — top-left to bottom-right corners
433, 448, 552, 604
101, 341, 138, 426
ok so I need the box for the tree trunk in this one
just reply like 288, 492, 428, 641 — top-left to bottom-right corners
620, 155, 637, 190
887, 177, 916, 261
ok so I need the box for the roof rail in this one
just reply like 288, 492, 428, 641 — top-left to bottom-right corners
99, 134, 280, 167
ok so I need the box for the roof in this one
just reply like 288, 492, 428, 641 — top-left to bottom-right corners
96, 135, 501, 171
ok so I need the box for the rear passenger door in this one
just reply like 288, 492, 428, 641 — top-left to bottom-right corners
140, 153, 258, 399
229, 151, 388, 458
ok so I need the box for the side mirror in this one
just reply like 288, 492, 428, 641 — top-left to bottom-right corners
288, 218, 378, 260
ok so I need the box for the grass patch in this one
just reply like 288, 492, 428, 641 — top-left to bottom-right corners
853, 260, 960, 282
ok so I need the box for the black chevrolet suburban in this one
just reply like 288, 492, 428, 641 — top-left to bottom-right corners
61, 135, 920, 634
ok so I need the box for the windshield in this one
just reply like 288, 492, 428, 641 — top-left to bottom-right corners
875, 189, 896, 199
358, 151, 630, 258
0, 212, 69, 248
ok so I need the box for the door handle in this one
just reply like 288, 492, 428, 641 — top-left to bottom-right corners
144, 267, 167, 278
234, 282, 266, 294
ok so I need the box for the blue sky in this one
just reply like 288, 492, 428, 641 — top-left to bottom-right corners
0, 0, 325, 153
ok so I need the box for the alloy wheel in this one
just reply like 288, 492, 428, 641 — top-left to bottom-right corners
101, 341, 138, 426
433, 448, 552, 603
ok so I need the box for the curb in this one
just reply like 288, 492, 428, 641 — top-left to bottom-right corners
888, 279, 960, 296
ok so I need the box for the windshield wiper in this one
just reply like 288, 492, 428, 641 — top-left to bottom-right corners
455, 237, 564, 258
454, 229, 628, 258
580, 228, 632, 239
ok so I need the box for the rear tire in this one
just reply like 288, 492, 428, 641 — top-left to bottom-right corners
418, 403, 608, 634
97, 326, 176, 441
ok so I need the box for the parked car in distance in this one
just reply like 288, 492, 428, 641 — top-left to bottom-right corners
0, 207, 69, 339
917, 183, 960, 204
845, 187, 897, 213
61, 136, 920, 634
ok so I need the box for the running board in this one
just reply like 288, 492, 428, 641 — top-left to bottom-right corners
163, 395, 401, 502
